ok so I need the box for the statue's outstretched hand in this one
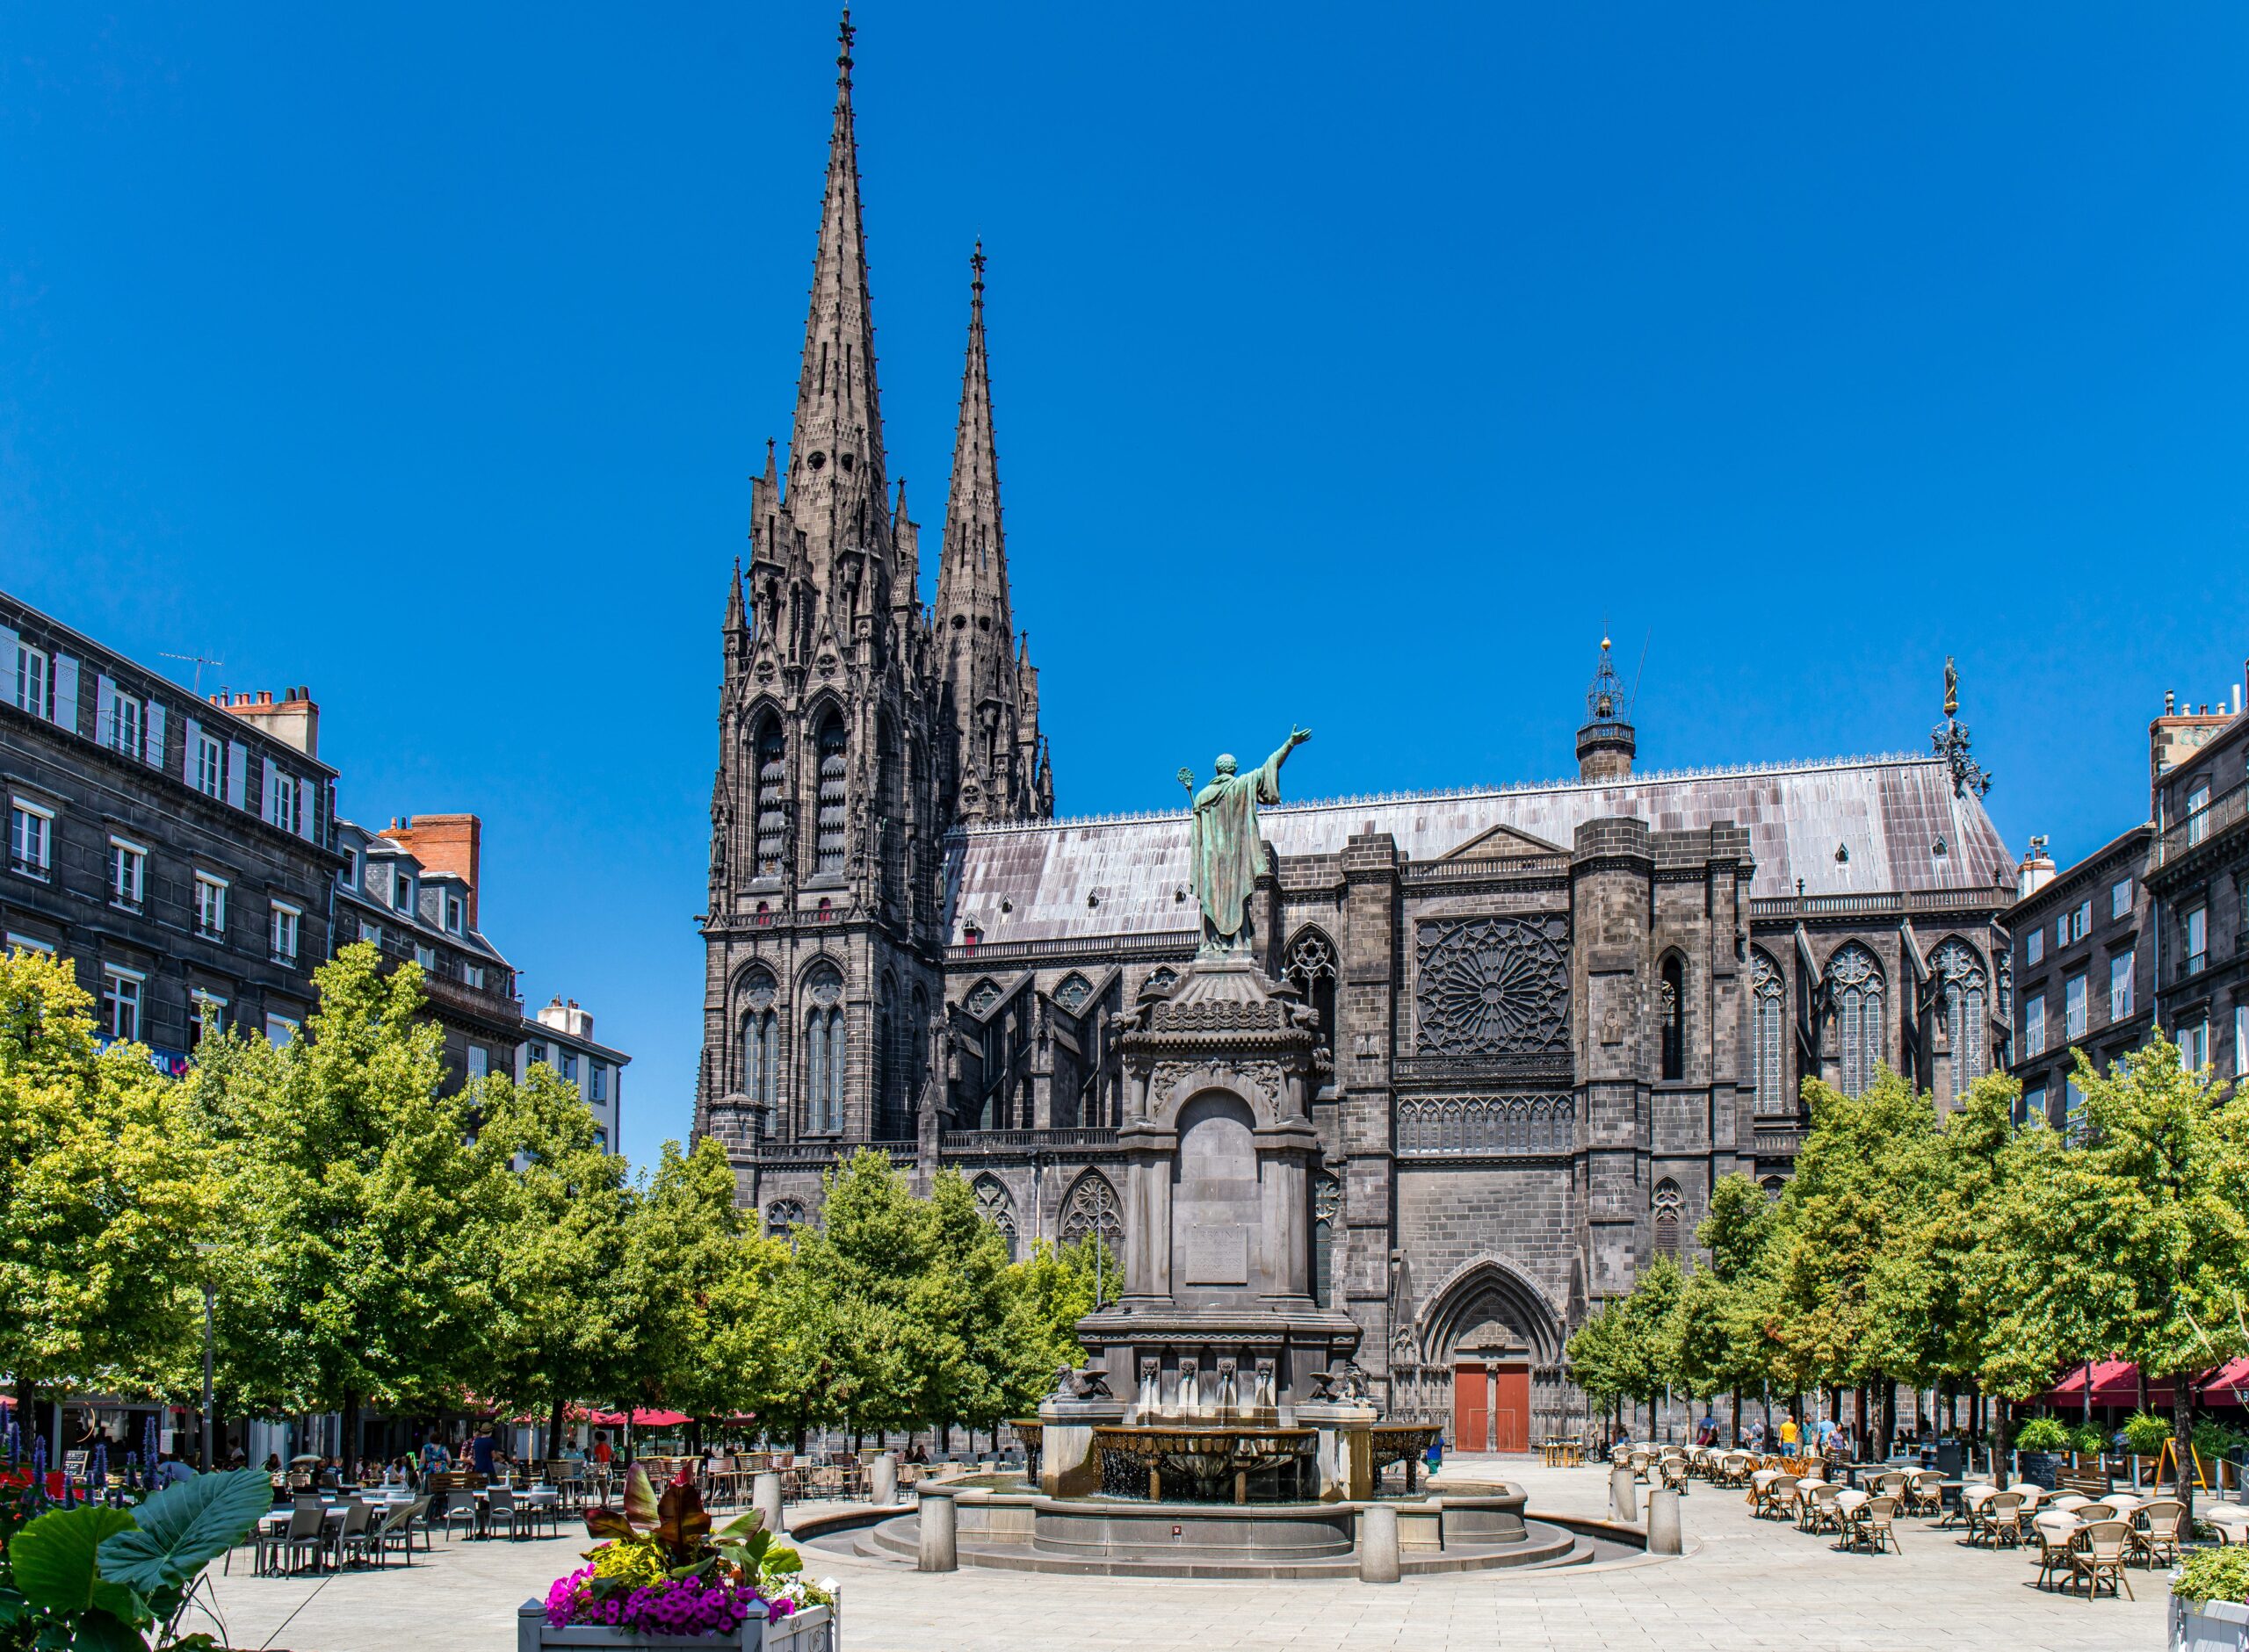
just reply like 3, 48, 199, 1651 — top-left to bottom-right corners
1289, 726, 1313, 747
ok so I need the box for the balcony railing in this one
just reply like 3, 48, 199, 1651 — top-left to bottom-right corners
2156, 780, 2247, 869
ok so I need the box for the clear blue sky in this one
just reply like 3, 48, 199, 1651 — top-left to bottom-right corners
6, 3, 2247, 1168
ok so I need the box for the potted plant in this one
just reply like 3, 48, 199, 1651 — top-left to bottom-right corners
0, 1467, 275, 1649
524, 1465, 837, 1650
2171, 1547, 2249, 1651
2013, 1417, 2069, 1489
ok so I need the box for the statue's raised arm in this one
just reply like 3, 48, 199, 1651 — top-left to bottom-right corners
1185, 726, 1311, 956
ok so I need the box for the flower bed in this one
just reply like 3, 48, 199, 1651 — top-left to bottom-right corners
530, 1463, 837, 1648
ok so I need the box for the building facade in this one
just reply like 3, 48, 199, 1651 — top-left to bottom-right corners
2, 594, 341, 1059
2004, 827, 2153, 1128
521, 995, 630, 1153
689, 18, 2022, 1442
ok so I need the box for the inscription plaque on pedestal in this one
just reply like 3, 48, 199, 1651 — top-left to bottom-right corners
1183, 1228, 1249, 1285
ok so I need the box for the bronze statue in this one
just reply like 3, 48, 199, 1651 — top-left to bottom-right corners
1178, 727, 1311, 954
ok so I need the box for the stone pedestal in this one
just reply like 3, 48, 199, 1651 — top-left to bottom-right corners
1038, 1396, 1128, 1497
1357, 1502, 1401, 1583
869, 1451, 899, 1507
753, 1470, 785, 1535
916, 1487, 958, 1571
1298, 1401, 1377, 1502
1609, 1463, 1637, 1523
1647, 1486, 1681, 1555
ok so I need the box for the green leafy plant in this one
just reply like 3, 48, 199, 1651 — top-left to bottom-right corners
2013, 1416, 2071, 1451
0, 1468, 271, 1651
2123, 1410, 2173, 1454
2174, 1545, 2249, 1605
2070, 1424, 2106, 1455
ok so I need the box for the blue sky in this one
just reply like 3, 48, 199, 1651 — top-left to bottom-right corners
6, 3, 2247, 1167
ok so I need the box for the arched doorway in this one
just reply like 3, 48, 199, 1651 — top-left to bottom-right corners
1450, 1326, 1532, 1454
1415, 1258, 1566, 1454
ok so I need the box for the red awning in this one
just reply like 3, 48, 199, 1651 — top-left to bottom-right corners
630, 1410, 689, 1428
2034, 1358, 2249, 1410
2202, 1359, 2249, 1405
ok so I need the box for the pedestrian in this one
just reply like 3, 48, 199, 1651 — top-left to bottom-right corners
472, 1425, 496, 1480
1779, 1414, 1799, 1453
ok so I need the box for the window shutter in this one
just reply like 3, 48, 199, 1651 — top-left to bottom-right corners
261, 759, 278, 825
145, 701, 164, 767
50, 653, 78, 732
296, 778, 315, 840
182, 716, 202, 784
0, 626, 17, 699
96, 675, 116, 744
226, 739, 249, 809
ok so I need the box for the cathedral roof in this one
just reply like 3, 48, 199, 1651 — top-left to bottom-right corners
942, 752, 2014, 947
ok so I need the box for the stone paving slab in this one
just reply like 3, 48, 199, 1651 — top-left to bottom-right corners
200, 1463, 2169, 1650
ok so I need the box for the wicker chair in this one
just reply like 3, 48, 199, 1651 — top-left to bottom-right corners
1975, 1490, 2026, 1548
2134, 1497, 2186, 1568
2069, 1519, 2135, 1600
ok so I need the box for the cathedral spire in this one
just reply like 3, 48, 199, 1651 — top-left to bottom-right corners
936, 240, 1009, 636
785, 6, 888, 578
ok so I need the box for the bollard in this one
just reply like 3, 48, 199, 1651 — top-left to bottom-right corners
870, 1451, 899, 1507
1358, 1503, 1401, 1583
1611, 1462, 1638, 1523
917, 1488, 958, 1572
1647, 1486, 1682, 1555
752, 1471, 785, 1536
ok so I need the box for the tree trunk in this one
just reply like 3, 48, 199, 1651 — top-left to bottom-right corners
2173, 1367, 2197, 1522
341, 1389, 360, 1474
1731, 1387, 1742, 1446
547, 1398, 566, 1463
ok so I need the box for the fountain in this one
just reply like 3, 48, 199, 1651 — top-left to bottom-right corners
817, 730, 1629, 1576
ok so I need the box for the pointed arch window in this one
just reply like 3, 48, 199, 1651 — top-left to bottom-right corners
1285, 930, 1339, 1056
1931, 939, 1989, 1093
1825, 943, 1884, 1098
1652, 1177, 1683, 1259
815, 716, 848, 876
764, 1198, 806, 1242
1659, 954, 1685, 1081
1750, 950, 1788, 1115
741, 969, 779, 1126
803, 963, 846, 1133
1059, 1170, 1123, 1254
754, 719, 788, 878
973, 1173, 1018, 1260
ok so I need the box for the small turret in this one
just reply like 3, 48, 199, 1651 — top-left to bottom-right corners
1575, 637, 1636, 782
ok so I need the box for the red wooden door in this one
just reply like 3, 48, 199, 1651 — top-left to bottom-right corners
1493, 1366, 1530, 1453
1452, 1365, 1490, 1451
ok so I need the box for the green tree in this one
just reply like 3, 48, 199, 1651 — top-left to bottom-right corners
2003, 1039, 2249, 1516
188, 944, 491, 1453
1615, 1253, 1685, 1439
785, 1150, 933, 1439
469, 1063, 636, 1457
0, 949, 213, 1424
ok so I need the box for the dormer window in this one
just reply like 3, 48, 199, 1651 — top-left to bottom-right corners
445, 893, 465, 934
394, 869, 415, 913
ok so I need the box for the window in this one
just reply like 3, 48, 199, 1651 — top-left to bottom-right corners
264, 766, 298, 834
2066, 900, 2091, 944
1825, 944, 1884, 1097
271, 901, 300, 963
2186, 905, 2208, 976
1652, 1179, 1684, 1258
591, 1061, 607, 1103
414, 943, 436, 970
815, 717, 847, 875
358, 920, 382, 948
340, 847, 359, 890
2064, 971, 2086, 1041
463, 963, 485, 990
10, 800, 52, 877
1751, 952, 1788, 1114
2024, 993, 2047, 1057
1659, 954, 1685, 1081
264, 1014, 299, 1048
193, 873, 228, 940
593, 1129, 610, 1153
2065, 1077, 2086, 1137
188, 991, 227, 1050
13, 646, 47, 716
2111, 878, 2133, 920
5, 932, 54, 955
444, 894, 464, 934
101, 967, 142, 1042
2237, 1003, 2247, 1080
107, 690, 142, 756
2027, 928, 2044, 965
1933, 940, 1988, 1091
2109, 951, 2134, 1020
466, 1046, 488, 1080
2180, 1018, 2210, 1073
803, 963, 846, 1131
560, 1050, 579, 1083
2021, 1083, 2048, 1128
1284, 932, 1338, 1057
195, 732, 224, 798
753, 720, 788, 877
742, 970, 778, 1118
2188, 782, 2211, 846
394, 869, 416, 913
107, 837, 145, 906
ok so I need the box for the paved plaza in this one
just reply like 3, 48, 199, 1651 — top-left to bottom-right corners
199, 1460, 2171, 1651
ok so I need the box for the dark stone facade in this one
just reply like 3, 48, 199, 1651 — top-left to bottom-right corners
693, 25, 2020, 1434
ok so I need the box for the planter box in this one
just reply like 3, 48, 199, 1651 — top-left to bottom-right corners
2171, 1594, 2249, 1652
518, 1603, 835, 1652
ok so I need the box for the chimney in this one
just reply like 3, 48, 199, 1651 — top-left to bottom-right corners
536, 994, 594, 1039
218, 685, 321, 758
380, 814, 482, 927
2018, 836, 2056, 899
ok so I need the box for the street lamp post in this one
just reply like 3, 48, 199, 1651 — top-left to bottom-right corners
193, 1243, 217, 1474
